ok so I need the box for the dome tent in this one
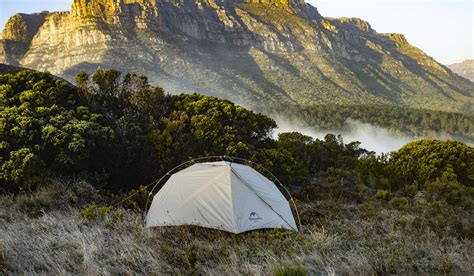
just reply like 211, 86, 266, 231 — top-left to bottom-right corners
145, 160, 298, 233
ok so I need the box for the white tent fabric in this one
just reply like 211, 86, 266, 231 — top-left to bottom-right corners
145, 161, 298, 233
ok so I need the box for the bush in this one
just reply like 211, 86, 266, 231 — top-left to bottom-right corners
271, 261, 308, 276
389, 197, 409, 210
79, 204, 112, 221
389, 139, 474, 188
375, 189, 390, 200
185, 243, 199, 274
76, 70, 278, 192
122, 186, 150, 211
426, 177, 474, 208
0, 148, 42, 191
149, 93, 277, 167
0, 70, 113, 191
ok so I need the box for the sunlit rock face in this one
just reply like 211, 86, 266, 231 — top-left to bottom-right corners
0, 12, 47, 64
1, 0, 473, 112
449, 60, 474, 82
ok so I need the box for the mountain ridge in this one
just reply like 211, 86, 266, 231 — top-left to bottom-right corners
449, 60, 474, 82
1, 0, 473, 113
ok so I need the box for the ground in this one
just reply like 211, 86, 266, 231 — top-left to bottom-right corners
0, 179, 472, 274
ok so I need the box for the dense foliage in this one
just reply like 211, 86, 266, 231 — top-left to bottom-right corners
390, 139, 474, 188
266, 103, 474, 140
0, 70, 472, 237
0, 69, 278, 191
0, 70, 113, 191
255, 132, 370, 186
75, 69, 278, 190
148, 93, 276, 168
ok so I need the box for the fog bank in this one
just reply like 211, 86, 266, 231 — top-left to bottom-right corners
273, 117, 471, 154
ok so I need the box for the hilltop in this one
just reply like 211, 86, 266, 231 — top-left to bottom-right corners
0, 64, 473, 275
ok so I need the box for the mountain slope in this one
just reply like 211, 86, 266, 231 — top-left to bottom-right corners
1, 0, 473, 113
449, 60, 474, 82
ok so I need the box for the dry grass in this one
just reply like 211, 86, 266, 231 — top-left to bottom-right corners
0, 180, 473, 274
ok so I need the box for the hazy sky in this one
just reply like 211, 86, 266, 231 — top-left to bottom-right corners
0, 0, 472, 64
312, 0, 473, 65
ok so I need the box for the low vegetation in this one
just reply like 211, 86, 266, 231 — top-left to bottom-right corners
0, 177, 472, 274
0, 69, 473, 274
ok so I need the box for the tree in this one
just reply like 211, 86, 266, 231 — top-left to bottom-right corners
389, 139, 474, 188
0, 70, 113, 191
149, 94, 277, 169
73, 70, 278, 191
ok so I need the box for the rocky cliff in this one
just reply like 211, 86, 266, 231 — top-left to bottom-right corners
1, 0, 473, 113
449, 60, 474, 82
0, 12, 47, 63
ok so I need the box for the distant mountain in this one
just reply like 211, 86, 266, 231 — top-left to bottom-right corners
1, 0, 473, 114
449, 60, 474, 82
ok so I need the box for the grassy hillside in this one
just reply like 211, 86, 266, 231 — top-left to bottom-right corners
0, 68, 473, 274
1, 176, 472, 274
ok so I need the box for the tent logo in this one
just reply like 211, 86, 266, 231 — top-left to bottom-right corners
249, 212, 262, 221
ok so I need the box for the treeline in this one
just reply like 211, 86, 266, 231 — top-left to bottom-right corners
0, 69, 472, 192
265, 103, 474, 140
1, 69, 473, 237
0, 69, 279, 192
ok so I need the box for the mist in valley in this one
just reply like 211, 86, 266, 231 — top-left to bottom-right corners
273, 117, 473, 154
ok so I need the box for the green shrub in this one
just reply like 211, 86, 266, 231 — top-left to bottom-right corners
389, 197, 409, 210
413, 199, 473, 238
426, 177, 474, 208
389, 139, 474, 188
79, 204, 112, 221
269, 228, 294, 240
0, 148, 43, 191
385, 249, 413, 274
79, 204, 99, 220
358, 201, 381, 218
394, 216, 410, 230
414, 197, 428, 208
0, 70, 113, 191
375, 189, 390, 200
122, 185, 150, 211
271, 261, 308, 276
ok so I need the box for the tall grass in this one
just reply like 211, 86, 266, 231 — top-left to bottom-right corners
0, 179, 472, 274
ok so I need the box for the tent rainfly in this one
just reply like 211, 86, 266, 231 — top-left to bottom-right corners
145, 161, 298, 233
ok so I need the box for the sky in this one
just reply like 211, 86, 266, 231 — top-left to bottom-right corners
0, 0, 472, 65
311, 0, 473, 65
